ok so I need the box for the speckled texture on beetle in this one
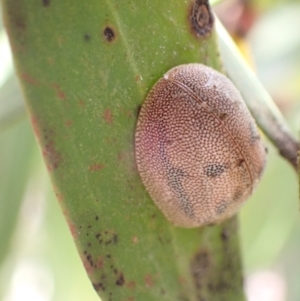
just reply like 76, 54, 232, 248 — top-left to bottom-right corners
135, 64, 266, 228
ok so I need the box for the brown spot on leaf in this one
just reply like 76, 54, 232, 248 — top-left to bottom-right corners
89, 164, 105, 172
103, 109, 113, 124
52, 83, 66, 100
103, 27, 115, 42
78, 99, 85, 108
42, 129, 61, 171
93, 282, 105, 292
96, 256, 105, 269
82, 255, 93, 275
126, 281, 136, 290
190, 249, 211, 290
118, 152, 125, 161
30, 116, 41, 139
65, 120, 73, 127
144, 274, 154, 288
21, 73, 40, 85
189, 0, 214, 38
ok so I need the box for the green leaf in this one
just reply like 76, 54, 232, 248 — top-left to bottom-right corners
2, 1, 245, 300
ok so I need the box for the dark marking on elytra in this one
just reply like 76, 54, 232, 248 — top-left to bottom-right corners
205, 164, 226, 177
215, 201, 227, 215
233, 189, 243, 202
219, 112, 227, 120
237, 158, 245, 167
249, 122, 260, 143
104, 27, 115, 42
160, 143, 194, 218
189, 0, 214, 38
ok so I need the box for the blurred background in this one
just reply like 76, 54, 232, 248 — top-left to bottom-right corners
0, 0, 299, 300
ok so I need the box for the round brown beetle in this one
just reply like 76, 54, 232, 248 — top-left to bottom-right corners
135, 64, 266, 228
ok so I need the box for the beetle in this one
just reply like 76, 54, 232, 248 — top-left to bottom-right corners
135, 64, 266, 228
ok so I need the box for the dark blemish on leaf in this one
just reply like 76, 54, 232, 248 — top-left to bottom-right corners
104, 27, 115, 42
88, 225, 91, 229
21, 73, 40, 85
96, 234, 101, 239
89, 163, 105, 171
52, 83, 66, 100
95, 216, 99, 221
84, 33, 91, 42
204, 164, 226, 177
265, 146, 268, 153
103, 108, 113, 124
189, 0, 214, 38
96, 257, 104, 269
106, 254, 111, 258
221, 228, 230, 241
190, 249, 211, 290
93, 282, 105, 292
88, 242, 92, 247
42, 0, 50, 7
116, 273, 125, 286
92, 283, 100, 292
86, 254, 94, 266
